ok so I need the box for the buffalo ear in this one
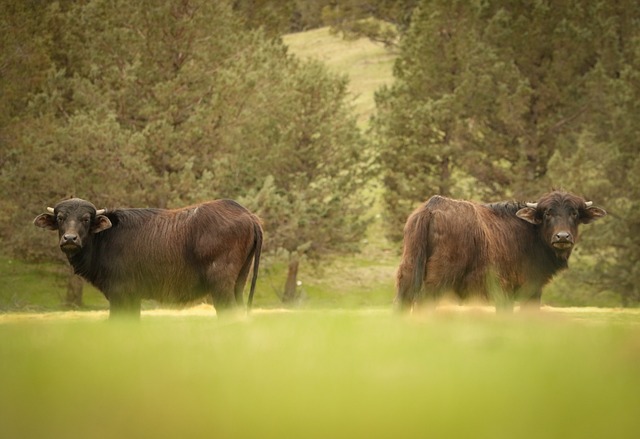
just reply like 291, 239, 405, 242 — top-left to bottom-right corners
91, 215, 112, 234
516, 207, 541, 225
33, 213, 58, 231
581, 206, 607, 224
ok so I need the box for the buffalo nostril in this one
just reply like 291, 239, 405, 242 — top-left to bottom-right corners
555, 232, 571, 241
63, 234, 78, 243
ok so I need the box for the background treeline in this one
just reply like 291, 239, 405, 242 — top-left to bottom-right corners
1, 0, 639, 306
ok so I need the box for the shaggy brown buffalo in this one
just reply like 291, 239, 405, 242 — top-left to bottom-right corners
396, 191, 606, 311
34, 198, 263, 318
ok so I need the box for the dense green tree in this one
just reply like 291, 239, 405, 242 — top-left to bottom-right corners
232, 0, 333, 35
373, 0, 614, 238
0, 2, 52, 129
547, 0, 640, 306
0, 1, 56, 227
373, 0, 523, 240
322, 0, 418, 47
239, 59, 372, 300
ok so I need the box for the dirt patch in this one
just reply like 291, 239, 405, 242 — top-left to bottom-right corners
0, 304, 300, 323
0, 304, 638, 324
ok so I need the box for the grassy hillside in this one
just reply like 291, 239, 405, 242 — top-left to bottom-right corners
283, 27, 395, 126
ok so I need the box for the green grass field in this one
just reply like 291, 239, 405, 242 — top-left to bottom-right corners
1, 309, 639, 439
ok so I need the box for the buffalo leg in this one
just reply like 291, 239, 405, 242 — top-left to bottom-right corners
514, 284, 543, 311
108, 295, 142, 320
520, 289, 542, 311
205, 259, 242, 315
494, 299, 514, 313
394, 289, 416, 312
211, 290, 236, 316
209, 276, 238, 316
492, 290, 515, 313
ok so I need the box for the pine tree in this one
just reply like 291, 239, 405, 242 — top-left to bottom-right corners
548, 0, 640, 305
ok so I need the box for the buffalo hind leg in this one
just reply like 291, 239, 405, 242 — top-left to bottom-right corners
394, 291, 415, 312
209, 277, 240, 318
211, 291, 238, 317
395, 263, 421, 312
205, 262, 241, 317
108, 294, 142, 320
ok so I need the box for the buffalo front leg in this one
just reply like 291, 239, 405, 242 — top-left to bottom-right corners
484, 270, 515, 313
519, 288, 542, 312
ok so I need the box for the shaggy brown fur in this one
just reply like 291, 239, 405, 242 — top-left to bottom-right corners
396, 191, 606, 311
34, 198, 263, 318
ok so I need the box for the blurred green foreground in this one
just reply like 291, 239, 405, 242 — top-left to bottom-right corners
1, 309, 639, 439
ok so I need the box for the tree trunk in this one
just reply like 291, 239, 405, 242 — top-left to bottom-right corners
282, 258, 299, 303
65, 272, 83, 308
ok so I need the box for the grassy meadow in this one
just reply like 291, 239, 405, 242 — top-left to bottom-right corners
1, 308, 640, 439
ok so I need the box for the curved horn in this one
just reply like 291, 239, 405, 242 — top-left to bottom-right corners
526, 202, 538, 209
585, 201, 593, 207
47, 207, 55, 213
95, 209, 106, 215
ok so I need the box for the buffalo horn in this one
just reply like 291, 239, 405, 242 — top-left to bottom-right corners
526, 202, 538, 209
47, 207, 55, 213
585, 201, 593, 207
95, 209, 106, 215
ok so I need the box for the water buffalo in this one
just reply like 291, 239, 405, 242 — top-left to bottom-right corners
396, 190, 606, 311
34, 198, 263, 318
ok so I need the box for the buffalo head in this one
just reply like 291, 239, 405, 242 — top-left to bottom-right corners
34, 198, 112, 255
516, 191, 606, 257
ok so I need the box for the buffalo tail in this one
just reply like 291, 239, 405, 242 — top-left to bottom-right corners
247, 222, 263, 311
396, 208, 431, 309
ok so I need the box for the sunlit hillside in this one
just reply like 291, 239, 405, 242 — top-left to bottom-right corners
283, 27, 396, 127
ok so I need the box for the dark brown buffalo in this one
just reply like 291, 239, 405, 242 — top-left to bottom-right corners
34, 198, 263, 318
396, 190, 606, 311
